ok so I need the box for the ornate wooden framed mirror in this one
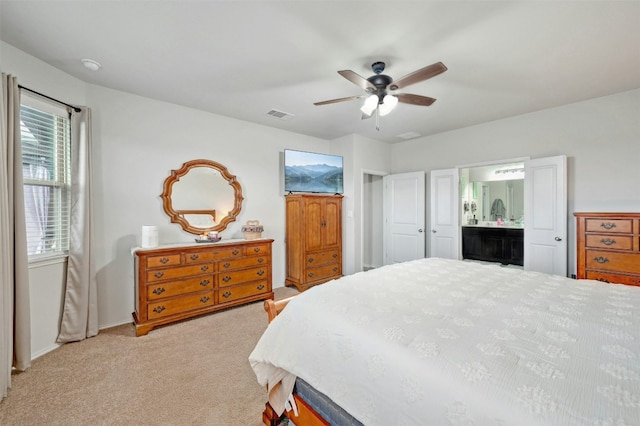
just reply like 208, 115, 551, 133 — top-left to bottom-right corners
161, 159, 243, 235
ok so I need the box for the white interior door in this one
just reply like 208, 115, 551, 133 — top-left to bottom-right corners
383, 172, 425, 265
429, 169, 459, 259
524, 155, 567, 275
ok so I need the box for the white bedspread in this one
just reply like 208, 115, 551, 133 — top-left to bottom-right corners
249, 258, 640, 425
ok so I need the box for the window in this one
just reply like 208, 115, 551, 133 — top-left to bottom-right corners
20, 97, 71, 258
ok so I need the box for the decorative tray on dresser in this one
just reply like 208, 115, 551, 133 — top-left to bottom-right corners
133, 238, 273, 336
574, 213, 640, 286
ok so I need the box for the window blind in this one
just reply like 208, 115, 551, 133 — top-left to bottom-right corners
20, 103, 71, 258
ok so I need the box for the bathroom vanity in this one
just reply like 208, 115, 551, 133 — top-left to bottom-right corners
462, 224, 524, 266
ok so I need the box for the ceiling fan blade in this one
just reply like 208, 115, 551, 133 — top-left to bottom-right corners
396, 93, 437, 106
314, 95, 363, 106
389, 62, 447, 91
338, 70, 377, 91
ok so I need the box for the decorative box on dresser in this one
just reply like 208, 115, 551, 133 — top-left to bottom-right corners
575, 213, 640, 286
133, 239, 273, 336
285, 193, 343, 291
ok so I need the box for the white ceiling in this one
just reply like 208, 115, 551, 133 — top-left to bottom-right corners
1, 1, 639, 143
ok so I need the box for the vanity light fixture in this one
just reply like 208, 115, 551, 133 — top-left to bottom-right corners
81, 58, 102, 71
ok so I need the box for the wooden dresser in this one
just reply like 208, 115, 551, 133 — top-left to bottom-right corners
133, 239, 273, 336
285, 194, 343, 291
575, 213, 640, 286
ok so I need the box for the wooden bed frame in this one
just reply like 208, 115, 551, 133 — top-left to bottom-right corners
261, 296, 332, 426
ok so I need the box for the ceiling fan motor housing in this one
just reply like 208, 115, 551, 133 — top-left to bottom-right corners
367, 74, 393, 101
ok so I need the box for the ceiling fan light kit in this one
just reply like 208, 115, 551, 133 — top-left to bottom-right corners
315, 60, 447, 130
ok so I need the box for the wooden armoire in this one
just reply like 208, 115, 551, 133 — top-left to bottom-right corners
285, 193, 343, 291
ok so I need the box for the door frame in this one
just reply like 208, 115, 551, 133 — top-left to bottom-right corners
360, 168, 388, 272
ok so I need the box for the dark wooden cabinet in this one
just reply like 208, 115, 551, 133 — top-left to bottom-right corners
462, 226, 524, 266
285, 194, 343, 291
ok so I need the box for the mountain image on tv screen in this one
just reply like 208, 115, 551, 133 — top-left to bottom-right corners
284, 150, 343, 194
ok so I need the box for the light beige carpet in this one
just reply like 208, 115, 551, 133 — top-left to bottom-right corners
0, 286, 299, 426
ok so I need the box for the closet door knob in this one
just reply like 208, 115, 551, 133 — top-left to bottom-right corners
555, 236, 562, 241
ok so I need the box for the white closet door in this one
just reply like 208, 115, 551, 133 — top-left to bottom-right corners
429, 168, 459, 259
524, 155, 567, 275
383, 172, 425, 264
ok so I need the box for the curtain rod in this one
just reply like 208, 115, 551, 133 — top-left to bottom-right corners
18, 85, 81, 113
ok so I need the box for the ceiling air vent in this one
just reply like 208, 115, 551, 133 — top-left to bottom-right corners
266, 109, 295, 120
396, 131, 421, 140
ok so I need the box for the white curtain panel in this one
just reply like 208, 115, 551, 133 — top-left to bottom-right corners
57, 107, 98, 343
1, 73, 32, 400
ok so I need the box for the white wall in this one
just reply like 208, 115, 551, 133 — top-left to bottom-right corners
391, 89, 640, 274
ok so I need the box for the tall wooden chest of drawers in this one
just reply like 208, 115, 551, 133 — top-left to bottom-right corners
133, 239, 273, 336
575, 213, 640, 286
285, 194, 343, 292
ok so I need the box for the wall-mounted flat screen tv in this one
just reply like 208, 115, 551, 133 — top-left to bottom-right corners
284, 149, 344, 194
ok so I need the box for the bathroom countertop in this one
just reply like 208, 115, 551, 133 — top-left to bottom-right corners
462, 223, 524, 229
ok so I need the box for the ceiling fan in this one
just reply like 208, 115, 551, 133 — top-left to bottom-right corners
314, 61, 448, 129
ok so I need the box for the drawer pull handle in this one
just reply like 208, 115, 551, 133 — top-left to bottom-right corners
332, 253, 338, 258
258, 257, 264, 263
154, 272, 164, 279
600, 222, 617, 230
600, 238, 617, 246
596, 278, 610, 283
222, 291, 232, 298
152, 287, 165, 295
160, 258, 170, 264
222, 276, 232, 283
223, 262, 231, 269
200, 296, 210, 303
308, 257, 314, 263
232, 249, 240, 256
308, 272, 314, 278
200, 279, 210, 286
594, 256, 609, 264
633, 279, 640, 284
257, 284, 265, 290
201, 265, 209, 271
333, 267, 338, 272
256, 270, 265, 276
254, 248, 261, 253
190, 254, 199, 260
153, 306, 166, 314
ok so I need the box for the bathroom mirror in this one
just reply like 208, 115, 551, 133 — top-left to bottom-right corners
161, 159, 243, 235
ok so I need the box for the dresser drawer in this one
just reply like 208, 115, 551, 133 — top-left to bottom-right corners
305, 263, 341, 282
585, 271, 640, 287
246, 243, 271, 256
147, 276, 214, 300
585, 218, 633, 234
219, 255, 270, 271
147, 291, 214, 319
147, 254, 181, 268
586, 250, 640, 274
184, 251, 218, 264
219, 280, 269, 303
213, 246, 245, 259
146, 263, 214, 282
219, 266, 269, 287
585, 234, 633, 251
306, 250, 340, 267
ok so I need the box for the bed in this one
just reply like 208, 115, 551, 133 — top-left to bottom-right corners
249, 257, 640, 425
